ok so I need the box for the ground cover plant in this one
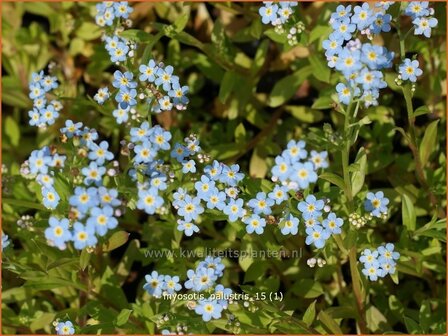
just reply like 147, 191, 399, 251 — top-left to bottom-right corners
1, 1, 446, 334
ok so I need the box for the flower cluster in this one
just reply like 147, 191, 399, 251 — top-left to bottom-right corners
24, 146, 66, 210
94, 1, 190, 121
143, 257, 232, 322
27, 71, 62, 127
404, 1, 438, 38
324, 3, 395, 107
95, 1, 133, 27
297, 195, 344, 249
24, 120, 122, 250
54, 320, 75, 335
258, 2, 304, 46
271, 140, 328, 189
359, 243, 400, 281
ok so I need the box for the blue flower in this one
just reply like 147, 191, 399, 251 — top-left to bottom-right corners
195, 299, 223, 322
219, 164, 244, 186
40, 105, 59, 125
332, 18, 356, 41
139, 59, 158, 82
87, 206, 118, 236
45, 217, 72, 249
290, 162, 318, 189
285, 140, 307, 162
305, 225, 331, 249
271, 155, 291, 181
163, 275, 182, 294
28, 148, 52, 174
112, 70, 137, 89
352, 3, 374, 30
268, 185, 289, 205
322, 34, 343, 57
377, 243, 400, 263
223, 198, 245, 222
114, 1, 133, 18
98, 187, 120, 207
362, 260, 381, 281
364, 191, 389, 217
29, 83, 43, 100
73, 222, 97, 250
361, 44, 388, 70
28, 108, 42, 126
55, 321, 75, 335
155, 65, 179, 91
143, 271, 165, 297
199, 256, 225, 278
247, 192, 274, 215
280, 214, 299, 235
330, 5, 352, 21
130, 121, 151, 142
41, 75, 58, 91
134, 141, 156, 164
244, 214, 266, 235
195, 175, 216, 201
204, 160, 223, 180
182, 160, 196, 173
150, 126, 172, 150
110, 41, 129, 62
115, 87, 137, 106
158, 96, 173, 111
61, 120, 83, 138
177, 219, 200, 236
322, 212, 343, 234
191, 267, 217, 292
370, 13, 392, 34
88, 141, 114, 165
137, 188, 164, 215
259, 2, 279, 25
1, 232, 10, 251
42, 187, 60, 209
309, 150, 329, 169
177, 195, 204, 222
81, 162, 106, 185
113, 105, 129, 124
94, 87, 110, 104
168, 82, 189, 105
214, 284, 232, 309
206, 190, 227, 211
404, 2, 429, 18
413, 17, 438, 38
335, 48, 362, 76
69, 187, 100, 213
336, 83, 354, 105
170, 143, 190, 162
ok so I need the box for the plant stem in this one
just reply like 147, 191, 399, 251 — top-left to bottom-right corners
340, 102, 367, 334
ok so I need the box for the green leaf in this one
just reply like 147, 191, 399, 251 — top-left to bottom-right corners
2, 198, 46, 211
319, 172, 347, 194
173, 12, 190, 33
413, 105, 430, 117
268, 66, 313, 107
311, 95, 333, 110
249, 148, 268, 178
350, 147, 367, 197
284, 106, 324, 123
309, 55, 331, 83
292, 279, 324, 298
219, 71, 236, 103
402, 193, 416, 232
309, 25, 332, 44
303, 300, 316, 327
115, 309, 133, 327
366, 305, 390, 333
119, 29, 153, 42
404, 316, 422, 334
75, 22, 102, 41
318, 310, 343, 334
102, 231, 129, 252
5, 116, 20, 146
80, 249, 91, 271
419, 119, 439, 167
